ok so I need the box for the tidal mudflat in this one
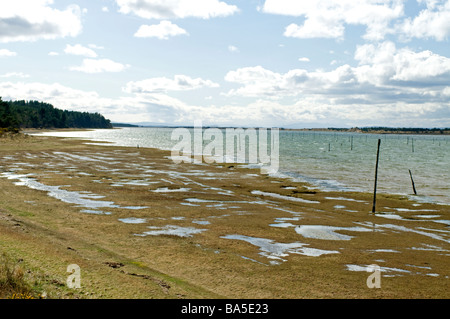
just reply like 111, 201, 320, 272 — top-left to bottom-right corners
0, 134, 449, 298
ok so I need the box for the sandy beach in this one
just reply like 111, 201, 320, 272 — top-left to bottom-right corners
0, 133, 449, 299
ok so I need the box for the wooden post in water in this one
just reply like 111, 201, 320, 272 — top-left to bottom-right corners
409, 169, 417, 195
372, 139, 381, 213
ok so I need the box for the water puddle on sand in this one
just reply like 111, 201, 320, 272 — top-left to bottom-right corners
374, 211, 450, 226
413, 215, 442, 219
152, 187, 191, 193
111, 179, 158, 187
80, 209, 111, 215
295, 225, 372, 241
374, 213, 406, 221
346, 264, 411, 277
192, 220, 211, 225
183, 198, 249, 206
251, 190, 320, 204
389, 207, 439, 212
375, 224, 450, 244
325, 196, 367, 203
52, 151, 121, 165
410, 243, 450, 253
269, 217, 302, 228
1, 172, 147, 212
118, 217, 147, 224
135, 225, 207, 237
221, 234, 339, 264
367, 249, 400, 253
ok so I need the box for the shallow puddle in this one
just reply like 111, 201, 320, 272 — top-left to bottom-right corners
376, 224, 450, 244
221, 234, 339, 264
136, 225, 207, 237
152, 187, 191, 192
80, 209, 111, 215
192, 220, 211, 225
1, 172, 147, 211
269, 217, 301, 228
295, 225, 372, 240
346, 264, 411, 277
325, 196, 367, 203
251, 190, 320, 204
118, 217, 147, 224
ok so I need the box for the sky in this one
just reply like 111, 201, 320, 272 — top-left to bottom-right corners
1, 0, 450, 128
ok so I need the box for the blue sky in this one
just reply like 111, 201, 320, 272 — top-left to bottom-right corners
1, 0, 450, 128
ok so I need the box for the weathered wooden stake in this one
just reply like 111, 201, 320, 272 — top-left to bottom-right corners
409, 169, 417, 195
372, 139, 381, 213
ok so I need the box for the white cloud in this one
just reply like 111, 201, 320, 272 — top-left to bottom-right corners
0, 49, 17, 57
0, 72, 30, 78
134, 21, 188, 39
284, 19, 345, 40
228, 45, 239, 53
0, 81, 104, 111
1, 79, 447, 127
69, 59, 130, 73
354, 41, 450, 85
0, 80, 199, 124
262, 0, 404, 41
64, 44, 98, 58
48, 51, 59, 56
298, 57, 310, 62
397, 0, 450, 41
124, 75, 219, 93
0, 0, 82, 43
102, 6, 109, 13
88, 44, 104, 50
224, 42, 450, 107
224, 66, 288, 98
224, 65, 361, 99
116, 0, 239, 19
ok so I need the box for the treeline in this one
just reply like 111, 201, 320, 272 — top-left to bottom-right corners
324, 127, 450, 134
358, 127, 450, 134
0, 98, 112, 129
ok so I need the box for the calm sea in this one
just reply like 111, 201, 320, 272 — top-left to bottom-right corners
32, 127, 450, 206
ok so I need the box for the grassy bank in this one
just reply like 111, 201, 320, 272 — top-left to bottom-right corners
0, 133, 449, 299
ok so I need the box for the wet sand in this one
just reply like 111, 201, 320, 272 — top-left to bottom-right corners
0, 134, 449, 298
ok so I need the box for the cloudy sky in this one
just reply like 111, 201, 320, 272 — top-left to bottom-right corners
1, 0, 450, 128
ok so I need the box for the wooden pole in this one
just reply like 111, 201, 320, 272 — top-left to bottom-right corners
409, 169, 417, 195
372, 139, 381, 213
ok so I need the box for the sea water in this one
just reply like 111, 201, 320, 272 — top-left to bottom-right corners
31, 128, 450, 205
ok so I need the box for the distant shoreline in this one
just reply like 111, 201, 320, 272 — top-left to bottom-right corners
20, 125, 450, 136
281, 127, 450, 135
